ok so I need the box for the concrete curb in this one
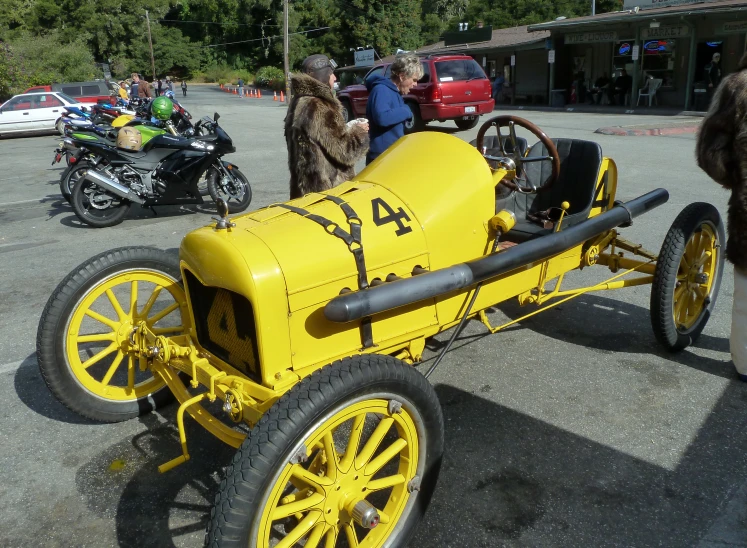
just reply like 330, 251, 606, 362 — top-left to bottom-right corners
594, 125, 700, 136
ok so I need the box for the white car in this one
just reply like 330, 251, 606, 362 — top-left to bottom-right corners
0, 92, 97, 137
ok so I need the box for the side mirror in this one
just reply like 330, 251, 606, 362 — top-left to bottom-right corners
214, 112, 220, 122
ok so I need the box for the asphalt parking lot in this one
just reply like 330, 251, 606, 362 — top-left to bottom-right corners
0, 85, 745, 547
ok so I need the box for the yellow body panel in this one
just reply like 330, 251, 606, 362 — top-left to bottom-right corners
178, 131, 622, 394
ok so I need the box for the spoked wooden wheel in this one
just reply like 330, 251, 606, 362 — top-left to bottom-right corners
207, 355, 444, 548
651, 203, 725, 351
37, 247, 187, 422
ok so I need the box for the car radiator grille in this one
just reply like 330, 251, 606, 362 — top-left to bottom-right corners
184, 270, 261, 382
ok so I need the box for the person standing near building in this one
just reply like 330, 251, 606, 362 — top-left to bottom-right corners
284, 54, 369, 199
492, 72, 505, 105
365, 52, 421, 164
695, 52, 747, 380
238, 77, 244, 97
705, 52, 722, 89
610, 69, 632, 106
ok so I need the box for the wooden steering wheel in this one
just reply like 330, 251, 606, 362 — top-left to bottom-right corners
476, 115, 561, 193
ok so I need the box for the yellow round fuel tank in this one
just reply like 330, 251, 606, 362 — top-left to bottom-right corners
111, 115, 135, 128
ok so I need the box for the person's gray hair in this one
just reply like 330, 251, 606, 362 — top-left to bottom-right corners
391, 53, 423, 80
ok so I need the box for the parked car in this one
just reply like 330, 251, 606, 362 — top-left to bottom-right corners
0, 92, 97, 137
25, 80, 114, 105
336, 54, 495, 132
334, 64, 380, 91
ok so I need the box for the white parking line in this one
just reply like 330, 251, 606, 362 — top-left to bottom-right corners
0, 359, 31, 374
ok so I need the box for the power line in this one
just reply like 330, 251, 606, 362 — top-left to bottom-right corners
192, 26, 331, 48
158, 19, 322, 29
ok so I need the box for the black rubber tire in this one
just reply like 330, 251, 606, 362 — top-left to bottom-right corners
36, 247, 180, 422
650, 202, 725, 351
60, 161, 92, 203
454, 116, 479, 130
207, 166, 252, 213
340, 99, 354, 123
206, 354, 444, 548
71, 174, 131, 228
403, 102, 424, 134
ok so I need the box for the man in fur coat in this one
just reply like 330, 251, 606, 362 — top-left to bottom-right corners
285, 54, 370, 199
696, 52, 747, 379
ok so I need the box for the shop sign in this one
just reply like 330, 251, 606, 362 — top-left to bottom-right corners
354, 49, 375, 67
641, 25, 689, 39
623, 0, 718, 10
721, 21, 747, 34
632, 45, 640, 61
565, 31, 618, 44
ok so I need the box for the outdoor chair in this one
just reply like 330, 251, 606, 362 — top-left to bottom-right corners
636, 78, 663, 107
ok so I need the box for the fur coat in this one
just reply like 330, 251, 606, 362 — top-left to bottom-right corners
285, 74, 369, 199
696, 53, 747, 269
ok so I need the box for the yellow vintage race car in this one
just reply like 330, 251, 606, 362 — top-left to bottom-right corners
37, 115, 724, 547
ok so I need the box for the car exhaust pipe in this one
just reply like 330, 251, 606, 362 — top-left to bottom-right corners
324, 188, 670, 323
83, 169, 145, 204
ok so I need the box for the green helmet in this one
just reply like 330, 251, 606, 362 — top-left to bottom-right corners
151, 96, 173, 121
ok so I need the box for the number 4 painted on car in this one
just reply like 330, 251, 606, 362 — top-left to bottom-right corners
371, 197, 412, 236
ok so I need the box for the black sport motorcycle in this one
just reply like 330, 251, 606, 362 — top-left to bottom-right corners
69, 113, 251, 228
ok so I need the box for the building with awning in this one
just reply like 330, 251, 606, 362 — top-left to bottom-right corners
408, 25, 551, 104
528, 0, 747, 110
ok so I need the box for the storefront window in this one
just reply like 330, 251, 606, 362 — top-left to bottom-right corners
612, 40, 634, 75
642, 39, 676, 87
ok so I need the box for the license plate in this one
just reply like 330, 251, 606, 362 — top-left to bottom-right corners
465, 106, 476, 113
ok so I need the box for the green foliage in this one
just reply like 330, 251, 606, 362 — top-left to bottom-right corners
255, 66, 285, 90
0, 0, 623, 95
0, 32, 97, 99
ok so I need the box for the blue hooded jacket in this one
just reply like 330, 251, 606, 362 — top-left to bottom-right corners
365, 74, 412, 162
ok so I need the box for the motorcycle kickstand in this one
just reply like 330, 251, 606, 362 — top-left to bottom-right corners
150, 206, 158, 217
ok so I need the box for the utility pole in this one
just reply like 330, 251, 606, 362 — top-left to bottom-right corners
283, 0, 291, 102
592, 0, 596, 16
145, 10, 157, 82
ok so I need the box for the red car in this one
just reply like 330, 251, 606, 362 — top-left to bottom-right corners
336, 54, 495, 132
25, 80, 113, 105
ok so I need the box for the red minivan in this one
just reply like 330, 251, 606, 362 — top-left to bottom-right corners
336, 54, 494, 132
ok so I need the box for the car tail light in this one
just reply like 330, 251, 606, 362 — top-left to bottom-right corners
432, 84, 443, 103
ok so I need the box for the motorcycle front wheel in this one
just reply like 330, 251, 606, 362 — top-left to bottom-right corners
207, 166, 252, 213
71, 177, 131, 228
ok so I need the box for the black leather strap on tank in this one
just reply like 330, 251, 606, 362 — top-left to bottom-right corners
276, 198, 373, 348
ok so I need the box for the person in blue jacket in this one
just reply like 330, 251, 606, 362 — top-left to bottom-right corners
365, 53, 423, 164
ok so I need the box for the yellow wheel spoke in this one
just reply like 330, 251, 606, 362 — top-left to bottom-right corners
139, 286, 163, 317
674, 283, 687, 302
105, 289, 127, 322
101, 351, 125, 386
674, 291, 688, 324
152, 325, 184, 335
147, 302, 179, 325
378, 508, 391, 525
76, 332, 115, 343
339, 414, 365, 473
291, 464, 334, 489
322, 431, 338, 481
270, 492, 324, 521
80, 342, 118, 369
129, 280, 138, 317
364, 438, 408, 477
85, 309, 119, 330
344, 523, 359, 548
355, 417, 394, 469
127, 355, 135, 392
305, 523, 327, 548
276, 510, 321, 548
366, 474, 406, 493
324, 526, 338, 548
695, 250, 713, 268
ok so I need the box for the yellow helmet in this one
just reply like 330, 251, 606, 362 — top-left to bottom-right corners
116, 127, 142, 151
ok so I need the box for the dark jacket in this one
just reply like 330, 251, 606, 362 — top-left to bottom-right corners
285, 73, 369, 199
696, 53, 747, 269
138, 80, 152, 98
365, 74, 412, 162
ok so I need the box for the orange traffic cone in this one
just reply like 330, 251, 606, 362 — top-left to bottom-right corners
257, 89, 262, 98
280, 91, 285, 102
273, 91, 278, 101
252, 89, 256, 98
